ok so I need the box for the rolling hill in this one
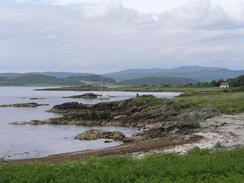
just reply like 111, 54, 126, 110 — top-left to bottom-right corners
105, 66, 244, 82
1, 66, 244, 86
0, 74, 115, 86
35, 72, 91, 78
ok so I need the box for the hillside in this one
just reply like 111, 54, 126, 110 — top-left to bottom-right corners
227, 75, 244, 87
36, 72, 91, 78
117, 76, 197, 86
0, 74, 79, 86
1, 66, 244, 86
0, 74, 115, 86
0, 72, 92, 79
105, 66, 244, 82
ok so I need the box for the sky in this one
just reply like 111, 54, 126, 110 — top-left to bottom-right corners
1, 0, 244, 73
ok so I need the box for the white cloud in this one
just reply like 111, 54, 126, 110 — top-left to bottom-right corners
0, 0, 244, 72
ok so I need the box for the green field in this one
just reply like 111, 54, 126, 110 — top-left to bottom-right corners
173, 91, 244, 114
1, 148, 244, 183
127, 89, 244, 114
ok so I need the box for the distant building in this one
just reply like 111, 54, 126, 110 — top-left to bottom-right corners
220, 83, 229, 88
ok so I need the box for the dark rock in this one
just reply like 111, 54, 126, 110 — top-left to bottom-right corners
49, 102, 89, 113
64, 93, 102, 99
122, 137, 134, 143
0, 103, 49, 108
38, 97, 220, 130
29, 98, 45, 100
19, 96, 221, 141
104, 140, 113, 143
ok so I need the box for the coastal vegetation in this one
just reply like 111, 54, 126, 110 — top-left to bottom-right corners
174, 91, 244, 114
1, 148, 243, 183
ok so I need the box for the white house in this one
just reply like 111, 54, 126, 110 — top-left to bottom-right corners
220, 83, 229, 88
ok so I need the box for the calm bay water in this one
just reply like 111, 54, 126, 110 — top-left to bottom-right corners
0, 87, 181, 160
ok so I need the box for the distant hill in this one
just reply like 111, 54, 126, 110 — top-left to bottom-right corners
63, 75, 116, 84
117, 76, 198, 86
0, 74, 115, 86
37, 72, 91, 78
0, 73, 19, 77
105, 66, 244, 82
1, 66, 244, 86
0, 74, 82, 86
0, 72, 92, 79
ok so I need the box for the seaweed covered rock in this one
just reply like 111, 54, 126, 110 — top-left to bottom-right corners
21, 96, 221, 142
64, 93, 102, 99
0, 103, 48, 108
49, 102, 89, 113
75, 129, 126, 141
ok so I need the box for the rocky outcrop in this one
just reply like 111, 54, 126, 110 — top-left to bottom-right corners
14, 96, 220, 140
75, 129, 126, 141
24, 96, 218, 127
64, 93, 102, 99
0, 103, 49, 108
48, 97, 218, 128
177, 106, 220, 124
47, 96, 184, 127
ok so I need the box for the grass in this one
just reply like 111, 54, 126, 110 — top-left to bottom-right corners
112, 85, 221, 93
127, 90, 244, 114
0, 148, 243, 183
173, 91, 244, 114
127, 95, 166, 107
117, 88, 244, 115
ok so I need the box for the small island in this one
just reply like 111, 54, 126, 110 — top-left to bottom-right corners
64, 93, 102, 99
0, 102, 49, 108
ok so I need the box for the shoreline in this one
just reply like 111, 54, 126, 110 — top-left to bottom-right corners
1, 91, 244, 164
2, 113, 244, 164
4, 135, 202, 164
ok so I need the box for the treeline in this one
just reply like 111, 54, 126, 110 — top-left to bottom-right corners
184, 75, 244, 88
184, 79, 226, 87
228, 75, 244, 87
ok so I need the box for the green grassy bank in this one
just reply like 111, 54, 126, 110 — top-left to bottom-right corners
0, 148, 243, 183
111, 85, 244, 114
128, 89, 244, 114
173, 91, 244, 114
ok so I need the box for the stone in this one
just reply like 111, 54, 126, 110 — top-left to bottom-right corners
75, 129, 126, 141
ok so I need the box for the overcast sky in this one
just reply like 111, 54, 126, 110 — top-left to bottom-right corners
1, 0, 244, 73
